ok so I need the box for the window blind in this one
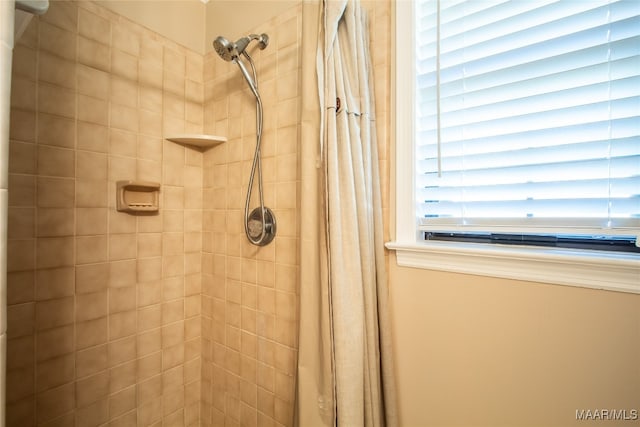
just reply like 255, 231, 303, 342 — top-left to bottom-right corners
415, 0, 640, 240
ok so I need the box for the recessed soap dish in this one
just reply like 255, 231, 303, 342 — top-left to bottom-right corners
116, 180, 160, 213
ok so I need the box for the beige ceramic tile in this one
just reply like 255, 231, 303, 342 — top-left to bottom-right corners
139, 61, 163, 90
75, 263, 109, 295
110, 77, 138, 108
75, 399, 109, 426
162, 210, 183, 233
76, 291, 108, 322
76, 208, 108, 236
38, 52, 76, 90
77, 122, 108, 153
162, 232, 184, 256
137, 328, 161, 357
35, 296, 74, 331
137, 375, 161, 404
162, 300, 184, 325
138, 233, 162, 258
109, 386, 136, 419
109, 311, 136, 340
78, 94, 109, 126
35, 382, 75, 423
109, 259, 137, 289
163, 93, 185, 120
38, 83, 75, 119
36, 237, 74, 269
10, 77, 35, 111
108, 209, 137, 234
185, 79, 203, 103
108, 155, 136, 183
139, 88, 163, 117
109, 336, 136, 368
8, 174, 35, 208
109, 285, 136, 314
75, 235, 108, 265
163, 47, 185, 75
162, 343, 184, 371
137, 400, 162, 427
75, 371, 109, 408
9, 140, 36, 174
78, 37, 110, 72
110, 104, 139, 133
163, 70, 185, 97
137, 257, 162, 284
138, 135, 162, 161
38, 145, 74, 177
38, 21, 76, 61
136, 160, 161, 187
6, 302, 35, 339
111, 49, 138, 82
7, 271, 35, 305
77, 64, 109, 100
7, 207, 34, 239
139, 109, 162, 137
108, 128, 136, 158
9, 109, 36, 143
161, 321, 184, 349
33, 317, 71, 362
112, 24, 140, 56
37, 113, 75, 148
109, 234, 137, 261
76, 344, 108, 379
36, 208, 74, 237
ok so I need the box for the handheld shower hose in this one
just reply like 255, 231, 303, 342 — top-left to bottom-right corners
213, 34, 276, 246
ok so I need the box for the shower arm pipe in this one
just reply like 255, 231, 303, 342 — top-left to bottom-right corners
237, 52, 267, 244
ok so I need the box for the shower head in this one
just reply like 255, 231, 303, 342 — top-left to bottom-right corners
213, 33, 269, 62
213, 36, 235, 62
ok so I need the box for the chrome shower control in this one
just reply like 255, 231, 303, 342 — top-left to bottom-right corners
247, 207, 276, 246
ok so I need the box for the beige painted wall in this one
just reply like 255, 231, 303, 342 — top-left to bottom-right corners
94, 0, 300, 54
388, 258, 640, 426
96, 0, 207, 53
205, 0, 298, 52
383, 2, 639, 424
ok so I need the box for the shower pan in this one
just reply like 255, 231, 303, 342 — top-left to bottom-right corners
213, 33, 276, 246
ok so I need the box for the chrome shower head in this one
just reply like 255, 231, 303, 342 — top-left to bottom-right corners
213, 33, 269, 62
213, 36, 235, 62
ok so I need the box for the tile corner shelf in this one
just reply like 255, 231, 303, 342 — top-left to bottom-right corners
165, 134, 227, 149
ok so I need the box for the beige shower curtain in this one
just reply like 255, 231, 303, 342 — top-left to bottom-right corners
295, 0, 397, 425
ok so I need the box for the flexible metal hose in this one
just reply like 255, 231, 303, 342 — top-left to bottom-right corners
237, 52, 267, 245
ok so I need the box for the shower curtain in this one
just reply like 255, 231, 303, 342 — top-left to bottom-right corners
295, 0, 397, 425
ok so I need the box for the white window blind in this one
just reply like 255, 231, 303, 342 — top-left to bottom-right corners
415, 0, 640, 240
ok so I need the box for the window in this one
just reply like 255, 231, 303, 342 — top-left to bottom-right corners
390, 0, 640, 293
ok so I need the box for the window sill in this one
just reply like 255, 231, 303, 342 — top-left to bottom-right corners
385, 241, 640, 294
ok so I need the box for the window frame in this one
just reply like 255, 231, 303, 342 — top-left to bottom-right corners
387, 0, 640, 294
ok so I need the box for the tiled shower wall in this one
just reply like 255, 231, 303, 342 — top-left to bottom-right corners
6, 1, 204, 425
200, 6, 301, 427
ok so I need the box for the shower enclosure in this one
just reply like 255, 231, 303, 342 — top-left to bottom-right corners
4, 1, 304, 425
